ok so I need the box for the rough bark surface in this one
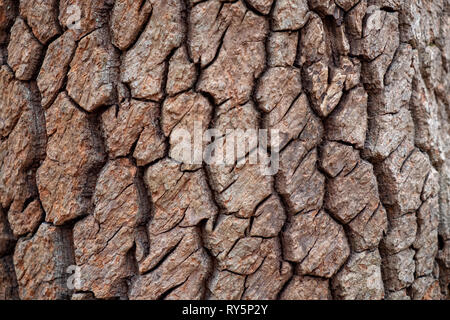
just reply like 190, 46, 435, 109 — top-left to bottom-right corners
0, 0, 449, 300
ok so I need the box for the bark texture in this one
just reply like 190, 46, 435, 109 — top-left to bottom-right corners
0, 0, 449, 300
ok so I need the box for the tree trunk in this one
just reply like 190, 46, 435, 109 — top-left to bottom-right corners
0, 0, 449, 300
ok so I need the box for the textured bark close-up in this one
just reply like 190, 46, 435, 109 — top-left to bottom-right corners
0, 0, 449, 300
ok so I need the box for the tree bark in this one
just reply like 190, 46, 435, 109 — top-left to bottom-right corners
0, 0, 449, 300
